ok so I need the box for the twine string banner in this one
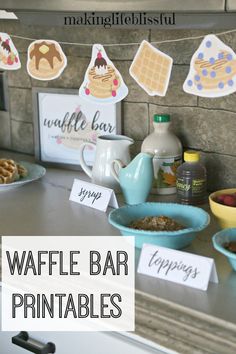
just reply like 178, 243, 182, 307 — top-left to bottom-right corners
9, 28, 236, 47
7, 29, 236, 98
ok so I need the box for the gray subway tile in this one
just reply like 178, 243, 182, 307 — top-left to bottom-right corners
9, 88, 33, 122
149, 104, 236, 156
123, 102, 149, 140
11, 120, 34, 154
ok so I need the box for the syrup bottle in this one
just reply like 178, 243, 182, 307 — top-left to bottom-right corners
176, 151, 207, 205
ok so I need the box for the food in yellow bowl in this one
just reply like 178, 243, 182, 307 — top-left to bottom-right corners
209, 188, 236, 228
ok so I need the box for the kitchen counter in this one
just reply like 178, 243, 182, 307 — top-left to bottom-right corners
0, 150, 236, 354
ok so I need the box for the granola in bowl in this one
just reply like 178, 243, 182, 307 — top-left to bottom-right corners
129, 215, 185, 232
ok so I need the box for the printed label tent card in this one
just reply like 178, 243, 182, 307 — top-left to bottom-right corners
138, 243, 218, 291
69, 179, 119, 212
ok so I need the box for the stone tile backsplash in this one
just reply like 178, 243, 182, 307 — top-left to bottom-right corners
0, 21, 235, 190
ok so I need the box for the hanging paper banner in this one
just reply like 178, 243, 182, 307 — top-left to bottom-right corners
27, 39, 67, 80
183, 34, 236, 98
0, 32, 21, 70
129, 40, 173, 97
79, 44, 128, 104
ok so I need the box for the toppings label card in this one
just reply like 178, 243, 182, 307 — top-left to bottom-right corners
138, 243, 218, 291
0, 33, 21, 70
129, 40, 173, 97
79, 44, 128, 104
183, 34, 236, 97
27, 39, 67, 80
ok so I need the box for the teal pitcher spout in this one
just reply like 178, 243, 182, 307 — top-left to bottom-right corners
111, 152, 154, 205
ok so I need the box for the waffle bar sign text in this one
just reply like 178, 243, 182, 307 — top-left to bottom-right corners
2, 236, 134, 331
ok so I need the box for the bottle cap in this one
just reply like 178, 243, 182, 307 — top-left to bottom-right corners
153, 114, 170, 123
184, 150, 200, 162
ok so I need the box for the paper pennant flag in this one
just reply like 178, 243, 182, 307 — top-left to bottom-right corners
27, 39, 67, 80
79, 44, 128, 104
129, 40, 173, 97
183, 34, 236, 98
0, 33, 21, 70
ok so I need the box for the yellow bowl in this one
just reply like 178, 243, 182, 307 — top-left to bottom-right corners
209, 188, 236, 228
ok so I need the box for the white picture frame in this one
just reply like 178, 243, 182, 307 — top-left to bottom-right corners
32, 88, 121, 169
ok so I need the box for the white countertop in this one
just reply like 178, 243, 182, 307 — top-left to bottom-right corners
0, 150, 236, 353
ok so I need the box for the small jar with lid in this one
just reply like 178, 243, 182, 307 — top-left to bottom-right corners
141, 114, 182, 195
176, 151, 207, 205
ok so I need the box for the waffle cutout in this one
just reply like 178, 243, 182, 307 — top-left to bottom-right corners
0, 33, 21, 70
27, 39, 67, 80
79, 44, 128, 104
129, 40, 173, 96
183, 35, 236, 97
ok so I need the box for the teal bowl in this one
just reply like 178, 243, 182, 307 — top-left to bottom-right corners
212, 228, 236, 271
109, 203, 210, 249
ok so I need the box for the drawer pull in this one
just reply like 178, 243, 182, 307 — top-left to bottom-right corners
12, 331, 56, 354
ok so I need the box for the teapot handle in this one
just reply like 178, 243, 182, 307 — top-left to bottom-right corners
110, 159, 125, 183
79, 142, 96, 178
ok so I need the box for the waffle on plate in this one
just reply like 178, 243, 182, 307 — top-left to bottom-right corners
0, 159, 28, 184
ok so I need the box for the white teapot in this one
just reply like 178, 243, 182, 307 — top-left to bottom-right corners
79, 135, 134, 190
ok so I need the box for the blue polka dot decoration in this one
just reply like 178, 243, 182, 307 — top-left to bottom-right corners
187, 80, 193, 87
210, 71, 216, 78
206, 41, 212, 48
209, 57, 215, 64
202, 69, 208, 76
228, 80, 234, 87
226, 66, 232, 74
218, 82, 224, 89
227, 54, 233, 61
195, 75, 200, 81
197, 84, 203, 90
218, 53, 224, 60
198, 53, 204, 60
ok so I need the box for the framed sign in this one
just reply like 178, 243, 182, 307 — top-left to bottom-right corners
32, 88, 121, 169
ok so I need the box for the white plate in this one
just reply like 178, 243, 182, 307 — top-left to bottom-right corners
0, 161, 46, 191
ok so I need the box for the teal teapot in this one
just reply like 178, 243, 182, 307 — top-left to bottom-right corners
111, 152, 154, 205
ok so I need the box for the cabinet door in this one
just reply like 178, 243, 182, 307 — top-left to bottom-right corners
0, 331, 166, 354
0, 288, 167, 354
0, 332, 24, 354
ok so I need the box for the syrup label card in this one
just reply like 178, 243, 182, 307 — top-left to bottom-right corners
138, 243, 218, 291
69, 179, 118, 212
